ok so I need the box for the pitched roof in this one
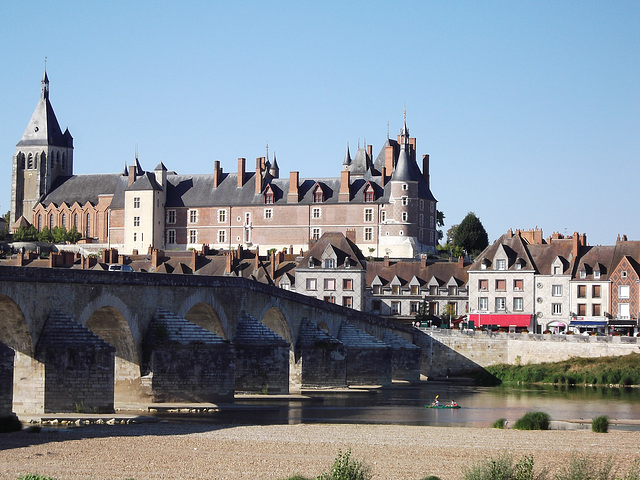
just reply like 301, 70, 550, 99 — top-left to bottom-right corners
299, 232, 367, 269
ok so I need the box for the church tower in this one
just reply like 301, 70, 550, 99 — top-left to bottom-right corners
10, 70, 74, 227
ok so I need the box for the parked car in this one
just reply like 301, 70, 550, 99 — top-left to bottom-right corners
107, 264, 133, 272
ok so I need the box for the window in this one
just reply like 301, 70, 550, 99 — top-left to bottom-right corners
402, 212, 408, 222
592, 285, 601, 298
218, 209, 227, 223
380, 211, 386, 222
553, 266, 561, 275
133, 216, 140, 227
402, 183, 408, 191
167, 230, 176, 244
577, 303, 587, 316
324, 296, 335, 303
264, 208, 273, 219
513, 297, 523, 311
189, 229, 197, 244
312, 228, 321, 240
133, 232, 137, 242
479, 297, 488, 311
411, 285, 419, 295
392, 285, 400, 295
189, 209, 198, 223
495, 297, 506, 311
313, 187, 323, 203
391, 301, 400, 314
419, 214, 424, 226
364, 208, 373, 222
552, 303, 562, 315
429, 302, 439, 315
85, 213, 90, 238
373, 285, 381, 295
448, 286, 457, 295
167, 210, 176, 224
364, 190, 374, 202
580, 270, 586, 279
324, 278, 336, 290
410, 302, 420, 314
245, 212, 251, 225
552, 285, 562, 296
514, 279, 523, 291
133, 197, 140, 208
49, 215, 54, 229
61, 214, 66, 228
577, 285, 587, 298
324, 258, 335, 269
495, 259, 506, 270
619, 303, 630, 319
622, 271, 628, 278
264, 191, 274, 204
343, 279, 353, 290
594, 270, 601, 279
515, 262, 522, 270
372, 300, 381, 311
364, 227, 373, 241
495, 279, 506, 291
306, 278, 317, 291
401, 196, 408, 206
312, 207, 321, 219
478, 279, 488, 291
429, 285, 437, 295
592, 304, 601, 316
619, 285, 630, 299
343, 297, 353, 308
74, 213, 78, 228
218, 230, 226, 243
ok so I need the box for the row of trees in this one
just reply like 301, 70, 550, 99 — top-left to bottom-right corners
12, 225, 82, 243
437, 211, 489, 258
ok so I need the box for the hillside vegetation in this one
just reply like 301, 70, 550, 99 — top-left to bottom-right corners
480, 352, 640, 386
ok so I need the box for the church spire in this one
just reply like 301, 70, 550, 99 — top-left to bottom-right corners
41, 66, 49, 100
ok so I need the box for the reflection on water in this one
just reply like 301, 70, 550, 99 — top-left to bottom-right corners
160, 384, 640, 430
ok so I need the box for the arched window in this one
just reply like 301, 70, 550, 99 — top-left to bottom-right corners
27, 153, 33, 169
50, 154, 55, 168
74, 213, 78, 228
312, 185, 324, 203
19, 153, 25, 169
37, 215, 42, 230
62, 214, 66, 228
85, 213, 90, 238
49, 215, 54, 229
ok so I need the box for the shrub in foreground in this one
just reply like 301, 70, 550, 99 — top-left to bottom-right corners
463, 453, 547, 480
592, 415, 609, 433
318, 449, 371, 480
491, 418, 507, 429
513, 411, 550, 430
554, 453, 615, 480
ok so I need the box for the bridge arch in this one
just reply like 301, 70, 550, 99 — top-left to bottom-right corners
260, 306, 292, 345
179, 291, 230, 338
79, 294, 142, 402
0, 294, 33, 355
184, 302, 226, 338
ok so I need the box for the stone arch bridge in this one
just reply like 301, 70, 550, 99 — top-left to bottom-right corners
0, 266, 426, 414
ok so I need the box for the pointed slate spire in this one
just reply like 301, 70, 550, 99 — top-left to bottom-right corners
41, 68, 50, 100
343, 143, 352, 167
269, 153, 279, 178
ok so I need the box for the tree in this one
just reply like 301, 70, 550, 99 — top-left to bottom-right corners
454, 211, 489, 256
13, 225, 38, 242
66, 226, 82, 243
446, 224, 458, 245
441, 304, 456, 327
52, 226, 68, 244
436, 210, 445, 242
38, 226, 53, 243
415, 298, 431, 326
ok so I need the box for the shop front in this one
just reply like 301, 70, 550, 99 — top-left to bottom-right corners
467, 313, 533, 333
607, 319, 638, 337
568, 317, 607, 335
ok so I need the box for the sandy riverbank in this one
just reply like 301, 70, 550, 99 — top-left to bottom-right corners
1, 423, 639, 480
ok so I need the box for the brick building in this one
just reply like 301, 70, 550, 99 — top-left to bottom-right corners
11, 71, 438, 258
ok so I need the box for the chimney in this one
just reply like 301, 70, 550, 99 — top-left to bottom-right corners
385, 145, 394, 175
192, 248, 197, 271
17, 251, 24, 267
254, 249, 260, 270
288, 171, 299, 202
366, 144, 373, 160
49, 253, 55, 268
384, 255, 390, 267
380, 166, 387, 186
151, 249, 159, 268
458, 256, 464, 268
255, 158, 263, 194
346, 228, 356, 243
237, 157, 246, 188
269, 250, 276, 280
339, 170, 350, 202
128, 165, 136, 187
225, 252, 232, 274
420, 254, 427, 268
623, 234, 628, 242
214, 160, 222, 188
572, 232, 580, 258
422, 154, 430, 187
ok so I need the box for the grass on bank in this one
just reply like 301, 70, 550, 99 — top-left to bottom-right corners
474, 352, 640, 386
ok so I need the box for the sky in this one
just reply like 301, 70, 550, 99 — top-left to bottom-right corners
1, 1, 638, 246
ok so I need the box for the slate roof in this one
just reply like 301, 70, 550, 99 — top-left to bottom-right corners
574, 245, 614, 280
365, 258, 469, 288
470, 232, 536, 272
299, 232, 367, 269
527, 239, 576, 276
39, 173, 126, 208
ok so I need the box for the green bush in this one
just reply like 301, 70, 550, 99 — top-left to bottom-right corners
512, 411, 550, 430
18, 475, 58, 480
592, 415, 609, 433
0, 414, 22, 433
419, 477, 442, 480
554, 454, 614, 480
318, 449, 371, 480
463, 453, 546, 480
492, 418, 507, 429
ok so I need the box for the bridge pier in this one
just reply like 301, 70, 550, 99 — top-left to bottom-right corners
0, 342, 14, 414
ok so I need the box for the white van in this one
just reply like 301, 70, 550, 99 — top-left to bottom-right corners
107, 264, 134, 272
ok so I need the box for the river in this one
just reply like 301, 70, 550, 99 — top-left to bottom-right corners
156, 383, 640, 431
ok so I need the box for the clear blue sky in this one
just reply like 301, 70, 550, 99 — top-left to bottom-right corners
2, 1, 638, 246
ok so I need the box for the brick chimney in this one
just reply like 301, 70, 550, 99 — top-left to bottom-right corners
192, 248, 197, 271
225, 252, 233, 274
384, 255, 390, 267
366, 144, 373, 160
458, 256, 464, 268
128, 165, 136, 187
422, 154, 430, 187
572, 232, 581, 258
17, 251, 24, 267
380, 166, 387, 186
345, 228, 356, 243
269, 250, 276, 280
420, 254, 427, 268
339, 170, 350, 202
213, 160, 222, 188
288, 171, 299, 202
255, 158, 263, 194
237, 157, 246, 188
385, 145, 394, 175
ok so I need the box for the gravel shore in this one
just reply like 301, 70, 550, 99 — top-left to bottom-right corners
1, 423, 639, 480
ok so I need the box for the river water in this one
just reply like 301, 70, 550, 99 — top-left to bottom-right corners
160, 384, 640, 431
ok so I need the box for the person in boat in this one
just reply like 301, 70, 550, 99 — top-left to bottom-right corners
448, 400, 457, 407
431, 395, 439, 406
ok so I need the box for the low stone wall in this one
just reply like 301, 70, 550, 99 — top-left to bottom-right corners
420, 329, 640, 378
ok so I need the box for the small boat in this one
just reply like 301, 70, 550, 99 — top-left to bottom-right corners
425, 404, 461, 409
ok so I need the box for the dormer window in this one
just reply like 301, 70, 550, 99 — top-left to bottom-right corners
324, 258, 335, 269
553, 266, 560, 275
580, 270, 586, 279
344, 257, 351, 268
264, 191, 274, 204
594, 270, 601, 279
313, 185, 324, 203
495, 259, 506, 271
364, 184, 375, 202
309, 258, 315, 268
622, 271, 628, 278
